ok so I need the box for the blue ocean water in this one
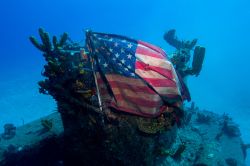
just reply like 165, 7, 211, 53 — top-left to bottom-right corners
0, 0, 249, 164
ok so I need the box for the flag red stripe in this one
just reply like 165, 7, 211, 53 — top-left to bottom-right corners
135, 61, 173, 79
114, 94, 161, 107
96, 73, 112, 105
106, 74, 145, 86
136, 46, 165, 59
142, 78, 177, 87
108, 81, 155, 94
154, 87, 180, 95
138, 41, 168, 59
104, 74, 165, 116
110, 102, 162, 117
135, 53, 172, 70
112, 87, 161, 102
105, 74, 156, 94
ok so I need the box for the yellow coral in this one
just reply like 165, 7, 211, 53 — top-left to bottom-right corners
136, 116, 164, 134
75, 80, 85, 89
78, 63, 83, 68
79, 69, 85, 74
136, 114, 174, 134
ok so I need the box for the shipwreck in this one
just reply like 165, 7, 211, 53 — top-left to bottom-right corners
0, 28, 248, 166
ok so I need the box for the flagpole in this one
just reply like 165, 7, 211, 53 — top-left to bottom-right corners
85, 29, 103, 113
91, 57, 103, 112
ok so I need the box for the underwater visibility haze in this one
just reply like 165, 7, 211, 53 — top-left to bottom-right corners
0, 0, 250, 165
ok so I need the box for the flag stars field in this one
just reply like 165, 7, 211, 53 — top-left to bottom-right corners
127, 43, 132, 48
115, 53, 120, 58
103, 63, 108, 68
127, 54, 132, 59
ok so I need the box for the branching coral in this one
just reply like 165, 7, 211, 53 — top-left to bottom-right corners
29, 28, 68, 53
163, 29, 205, 78
163, 29, 197, 50
30, 28, 95, 112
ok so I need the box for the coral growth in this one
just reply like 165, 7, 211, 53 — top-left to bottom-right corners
163, 29, 197, 50
181, 111, 193, 126
164, 29, 205, 78
1, 124, 16, 140
196, 112, 211, 124
221, 114, 241, 137
136, 114, 175, 134
29, 28, 68, 53
216, 114, 241, 140
30, 28, 95, 114
160, 143, 186, 160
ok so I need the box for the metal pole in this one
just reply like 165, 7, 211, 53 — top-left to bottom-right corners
91, 57, 103, 112
85, 29, 103, 112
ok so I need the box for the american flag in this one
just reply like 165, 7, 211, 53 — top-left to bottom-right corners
86, 31, 189, 117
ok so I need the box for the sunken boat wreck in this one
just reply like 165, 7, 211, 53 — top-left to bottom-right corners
0, 29, 248, 166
